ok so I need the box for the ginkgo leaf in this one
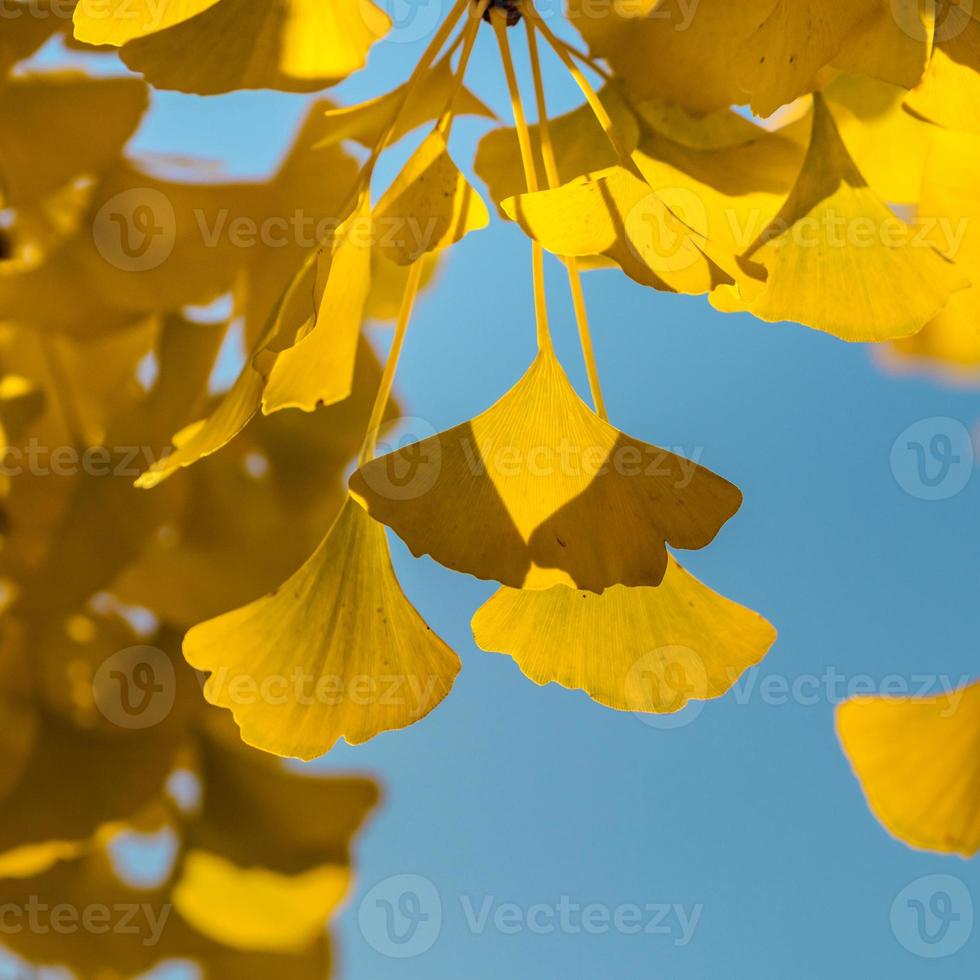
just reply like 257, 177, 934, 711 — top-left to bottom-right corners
475, 86, 640, 206
711, 95, 969, 341
823, 75, 934, 206
0, 73, 147, 208
75, 0, 391, 94
317, 56, 494, 150
473, 558, 775, 713
0, 841, 336, 978
831, 0, 929, 90
136, 355, 269, 491
139, 189, 371, 480
889, 127, 980, 377
633, 96, 776, 151
262, 198, 374, 412
0, 162, 262, 335
837, 680, 980, 856
184, 497, 461, 760
120, 345, 387, 622
568, 0, 745, 114
0, 4, 63, 78
174, 852, 350, 953
905, 15, 980, 134
73, 0, 223, 45
235, 99, 361, 350
351, 346, 741, 593
630, 120, 803, 257
0, 626, 190, 855
569, 0, 880, 117
190, 713, 380, 871
503, 164, 733, 295
374, 131, 490, 265
730, 0, 884, 117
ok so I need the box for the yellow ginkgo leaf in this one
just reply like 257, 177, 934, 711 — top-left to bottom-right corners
729, 0, 883, 117
262, 198, 374, 412
569, 0, 880, 117
831, 0, 929, 90
75, 0, 391, 93
351, 346, 741, 593
568, 0, 744, 115
634, 97, 777, 152
317, 56, 494, 150
184, 496, 461, 760
73, 0, 222, 45
0, 73, 147, 209
136, 353, 270, 490
474, 86, 639, 206
120, 343, 387, 623
823, 74, 934, 206
235, 98, 361, 350
0, 161, 262, 335
0, 4, 63, 78
711, 95, 969, 341
905, 20, 980, 134
473, 558, 775, 713
502, 164, 733, 295
190, 711, 381, 870
373, 131, 490, 265
0, 840, 337, 977
837, 680, 980, 856
174, 852, 350, 953
888, 127, 980, 378
631, 122, 803, 258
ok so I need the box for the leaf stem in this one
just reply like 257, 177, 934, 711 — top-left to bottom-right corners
493, 8, 552, 352
522, 5, 632, 167
525, 17, 607, 419
363, 0, 472, 181
359, 261, 426, 465
437, 0, 488, 138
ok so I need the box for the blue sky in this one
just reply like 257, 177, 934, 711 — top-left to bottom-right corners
32, 3, 980, 976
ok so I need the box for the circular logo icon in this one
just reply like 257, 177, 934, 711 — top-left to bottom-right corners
92, 188, 176, 272
370, 0, 445, 44
93, 645, 175, 730
528, 0, 563, 23
358, 874, 442, 958
624, 646, 709, 730
624, 187, 709, 276
890, 417, 974, 501
891, 874, 974, 959
358, 416, 442, 501
891, 0, 973, 43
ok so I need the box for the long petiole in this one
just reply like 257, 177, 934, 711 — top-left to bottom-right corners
493, 9, 552, 352
437, 0, 488, 138
525, 17, 607, 419
358, 261, 426, 465
361, 0, 471, 187
522, 4, 633, 167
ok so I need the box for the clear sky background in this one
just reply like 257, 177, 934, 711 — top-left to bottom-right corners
33, 3, 980, 977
